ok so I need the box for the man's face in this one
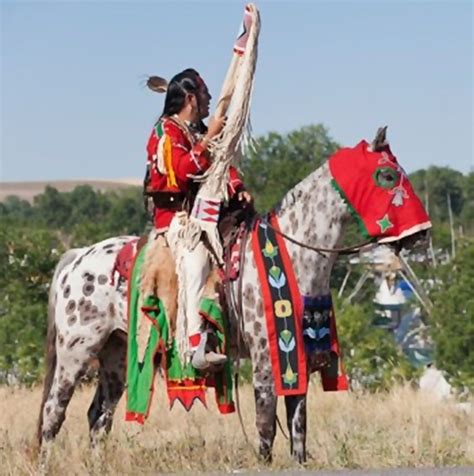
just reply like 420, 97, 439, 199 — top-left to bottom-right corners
196, 81, 211, 119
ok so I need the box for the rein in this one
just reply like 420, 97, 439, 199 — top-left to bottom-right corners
265, 221, 375, 256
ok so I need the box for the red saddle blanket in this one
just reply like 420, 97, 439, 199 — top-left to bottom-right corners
111, 238, 139, 283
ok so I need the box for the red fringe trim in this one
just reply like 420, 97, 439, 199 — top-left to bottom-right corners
125, 411, 145, 424
217, 402, 235, 414
167, 378, 207, 412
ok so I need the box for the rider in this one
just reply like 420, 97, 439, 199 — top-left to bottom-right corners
144, 68, 251, 369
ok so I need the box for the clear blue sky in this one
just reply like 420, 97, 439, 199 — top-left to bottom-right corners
1, 0, 472, 182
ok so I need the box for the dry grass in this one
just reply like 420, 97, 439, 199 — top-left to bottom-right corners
0, 179, 140, 202
0, 380, 472, 475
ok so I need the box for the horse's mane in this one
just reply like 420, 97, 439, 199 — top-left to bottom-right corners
275, 162, 329, 214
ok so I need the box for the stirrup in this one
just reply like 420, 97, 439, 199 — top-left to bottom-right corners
191, 331, 227, 370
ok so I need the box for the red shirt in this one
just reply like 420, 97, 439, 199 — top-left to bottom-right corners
146, 117, 244, 229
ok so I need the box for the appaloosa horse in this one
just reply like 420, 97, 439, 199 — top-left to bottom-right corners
37, 128, 431, 462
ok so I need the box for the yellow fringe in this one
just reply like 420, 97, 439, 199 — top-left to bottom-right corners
163, 135, 177, 188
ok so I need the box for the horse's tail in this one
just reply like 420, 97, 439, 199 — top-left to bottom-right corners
37, 249, 79, 445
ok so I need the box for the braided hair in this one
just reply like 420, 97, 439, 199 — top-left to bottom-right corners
161, 68, 207, 133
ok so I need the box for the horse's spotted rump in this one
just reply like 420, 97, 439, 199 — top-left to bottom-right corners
83, 283, 95, 296
82, 271, 95, 282
67, 314, 77, 326
67, 336, 83, 349
65, 300, 76, 314
79, 302, 100, 325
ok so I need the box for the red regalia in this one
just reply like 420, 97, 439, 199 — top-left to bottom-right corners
145, 116, 243, 229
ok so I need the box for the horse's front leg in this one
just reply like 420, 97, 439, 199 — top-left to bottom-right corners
252, 358, 278, 462
284, 394, 307, 463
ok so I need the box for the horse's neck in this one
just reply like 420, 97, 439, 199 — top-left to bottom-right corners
275, 163, 348, 296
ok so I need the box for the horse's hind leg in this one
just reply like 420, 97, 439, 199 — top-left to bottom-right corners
284, 394, 307, 463
88, 330, 126, 443
40, 348, 88, 442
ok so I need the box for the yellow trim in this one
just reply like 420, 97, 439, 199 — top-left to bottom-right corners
163, 135, 177, 187
167, 385, 206, 391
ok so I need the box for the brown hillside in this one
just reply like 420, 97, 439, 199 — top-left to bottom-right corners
0, 179, 141, 203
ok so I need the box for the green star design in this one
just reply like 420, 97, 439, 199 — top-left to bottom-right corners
377, 214, 393, 233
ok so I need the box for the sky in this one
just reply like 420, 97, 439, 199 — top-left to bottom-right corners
1, 0, 472, 182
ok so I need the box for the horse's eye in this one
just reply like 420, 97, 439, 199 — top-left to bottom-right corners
374, 167, 399, 189
381, 172, 394, 182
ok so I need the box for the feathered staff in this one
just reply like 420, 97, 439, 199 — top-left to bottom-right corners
186, 3, 261, 263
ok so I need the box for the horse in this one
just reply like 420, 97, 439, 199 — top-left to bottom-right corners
37, 127, 431, 463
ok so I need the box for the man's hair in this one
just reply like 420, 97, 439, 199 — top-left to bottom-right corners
162, 68, 201, 117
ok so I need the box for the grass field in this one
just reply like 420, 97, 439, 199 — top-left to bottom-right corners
1, 380, 472, 475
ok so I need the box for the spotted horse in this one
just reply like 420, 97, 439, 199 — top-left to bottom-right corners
37, 128, 431, 463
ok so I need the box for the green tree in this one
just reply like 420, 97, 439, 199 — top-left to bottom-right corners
459, 172, 474, 235
429, 240, 474, 390
104, 188, 148, 236
0, 226, 64, 384
33, 185, 72, 229
409, 166, 465, 220
0, 196, 34, 223
67, 185, 111, 227
241, 124, 339, 212
335, 299, 417, 390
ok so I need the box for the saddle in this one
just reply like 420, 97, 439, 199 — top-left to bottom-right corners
114, 199, 254, 284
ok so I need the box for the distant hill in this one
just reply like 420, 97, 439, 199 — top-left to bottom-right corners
0, 179, 142, 202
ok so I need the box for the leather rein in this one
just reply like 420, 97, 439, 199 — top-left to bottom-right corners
265, 221, 375, 257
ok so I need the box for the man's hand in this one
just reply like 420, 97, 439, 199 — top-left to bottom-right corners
207, 115, 226, 139
238, 190, 253, 204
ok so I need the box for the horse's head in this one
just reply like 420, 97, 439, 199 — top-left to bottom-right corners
329, 126, 431, 252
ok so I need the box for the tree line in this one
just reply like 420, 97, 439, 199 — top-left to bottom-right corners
1, 124, 472, 390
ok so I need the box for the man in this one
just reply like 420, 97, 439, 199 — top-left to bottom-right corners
143, 68, 251, 369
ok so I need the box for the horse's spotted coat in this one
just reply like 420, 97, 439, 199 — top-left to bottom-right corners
38, 162, 367, 462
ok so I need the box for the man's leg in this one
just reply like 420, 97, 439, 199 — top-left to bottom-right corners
180, 240, 210, 349
167, 214, 227, 368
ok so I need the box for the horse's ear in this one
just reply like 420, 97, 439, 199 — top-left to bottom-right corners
147, 76, 168, 93
371, 126, 388, 151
